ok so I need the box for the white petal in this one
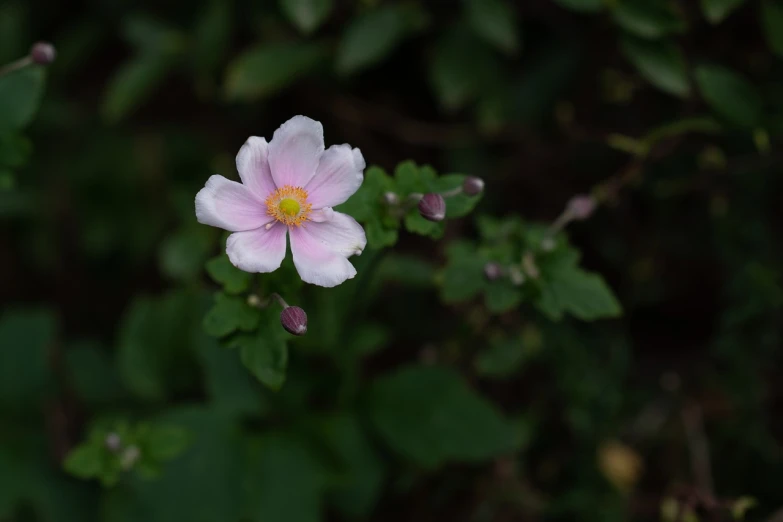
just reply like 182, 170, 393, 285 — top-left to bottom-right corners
306, 145, 365, 209
226, 223, 288, 273
236, 137, 276, 199
289, 219, 363, 288
304, 212, 366, 257
309, 207, 335, 223
195, 175, 271, 232
268, 116, 324, 189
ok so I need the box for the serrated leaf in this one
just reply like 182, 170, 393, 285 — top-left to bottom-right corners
0, 66, 46, 133
203, 292, 260, 337
620, 36, 690, 97
761, 0, 783, 57
694, 65, 763, 127
206, 254, 252, 294
538, 267, 622, 321
280, 0, 333, 34
335, 5, 423, 75
701, 0, 745, 23
225, 43, 325, 101
464, 0, 520, 54
612, 0, 686, 39
369, 365, 516, 467
232, 328, 288, 391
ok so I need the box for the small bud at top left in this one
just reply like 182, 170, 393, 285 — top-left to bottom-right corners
30, 42, 56, 65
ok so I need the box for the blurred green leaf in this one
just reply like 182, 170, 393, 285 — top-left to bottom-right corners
369, 365, 517, 467
0, 133, 32, 168
159, 228, 212, 281
206, 254, 253, 294
484, 280, 522, 313
102, 55, 171, 123
761, 0, 783, 57
65, 341, 125, 405
63, 445, 102, 480
441, 240, 485, 303
620, 36, 690, 97
554, 0, 604, 11
192, 0, 232, 77
123, 15, 183, 54
701, 0, 745, 23
730, 496, 757, 520
694, 65, 762, 127
243, 433, 325, 522
203, 292, 261, 337
475, 336, 526, 379
537, 261, 622, 321
612, 0, 686, 39
280, 0, 333, 34
0, 67, 45, 133
143, 425, 192, 461
225, 42, 325, 101
0, 309, 55, 409
335, 5, 424, 75
319, 414, 385, 519
231, 320, 288, 391
464, 0, 520, 54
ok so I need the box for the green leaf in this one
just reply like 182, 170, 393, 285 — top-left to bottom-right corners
369, 365, 517, 467
0, 309, 55, 408
102, 55, 171, 123
440, 241, 485, 303
143, 425, 191, 461
694, 65, 763, 127
0, 133, 32, 168
65, 341, 125, 405
191, 0, 232, 77
554, 0, 604, 11
464, 0, 520, 54
430, 29, 501, 111
336, 165, 394, 222
365, 218, 398, 249
761, 0, 783, 57
404, 210, 443, 237
63, 445, 102, 479
0, 67, 45, 133
612, 0, 686, 39
243, 433, 325, 522
538, 267, 622, 321
475, 337, 526, 378
225, 42, 325, 101
701, 0, 745, 23
279, 0, 333, 34
319, 414, 385, 519
206, 254, 252, 294
620, 36, 690, 97
232, 327, 288, 391
159, 228, 212, 281
335, 5, 424, 75
428, 174, 482, 218
203, 292, 261, 338
484, 280, 522, 313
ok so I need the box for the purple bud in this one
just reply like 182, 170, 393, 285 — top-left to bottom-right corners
462, 176, 485, 196
566, 194, 596, 221
483, 262, 504, 281
104, 433, 122, 452
418, 193, 446, 222
30, 42, 56, 65
280, 306, 307, 336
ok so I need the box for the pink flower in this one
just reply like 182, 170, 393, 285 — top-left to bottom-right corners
195, 116, 367, 287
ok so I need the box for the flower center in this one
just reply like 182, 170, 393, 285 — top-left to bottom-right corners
266, 185, 312, 226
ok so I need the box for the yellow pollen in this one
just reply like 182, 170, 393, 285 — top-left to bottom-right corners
266, 185, 312, 226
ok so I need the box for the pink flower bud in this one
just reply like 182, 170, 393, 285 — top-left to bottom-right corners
566, 194, 596, 221
462, 176, 485, 196
483, 262, 504, 281
418, 193, 446, 222
280, 306, 307, 336
30, 42, 56, 65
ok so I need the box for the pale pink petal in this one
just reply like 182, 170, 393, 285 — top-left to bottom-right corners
304, 212, 366, 257
268, 116, 324, 189
236, 137, 276, 199
226, 223, 287, 273
305, 145, 365, 209
289, 219, 364, 287
309, 207, 334, 223
195, 175, 271, 232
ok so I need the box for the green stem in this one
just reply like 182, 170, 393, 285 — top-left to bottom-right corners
0, 56, 32, 78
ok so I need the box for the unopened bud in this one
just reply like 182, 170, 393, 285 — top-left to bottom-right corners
566, 194, 596, 221
280, 306, 307, 336
462, 176, 485, 196
382, 192, 399, 205
418, 193, 446, 222
104, 432, 122, 452
247, 294, 262, 308
483, 262, 504, 281
30, 42, 56, 65
120, 445, 140, 470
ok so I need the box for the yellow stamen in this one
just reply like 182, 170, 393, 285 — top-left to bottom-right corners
266, 185, 312, 226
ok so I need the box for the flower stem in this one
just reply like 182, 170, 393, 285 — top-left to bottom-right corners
0, 56, 32, 79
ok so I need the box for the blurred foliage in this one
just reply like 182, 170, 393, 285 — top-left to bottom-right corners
2, 0, 783, 521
